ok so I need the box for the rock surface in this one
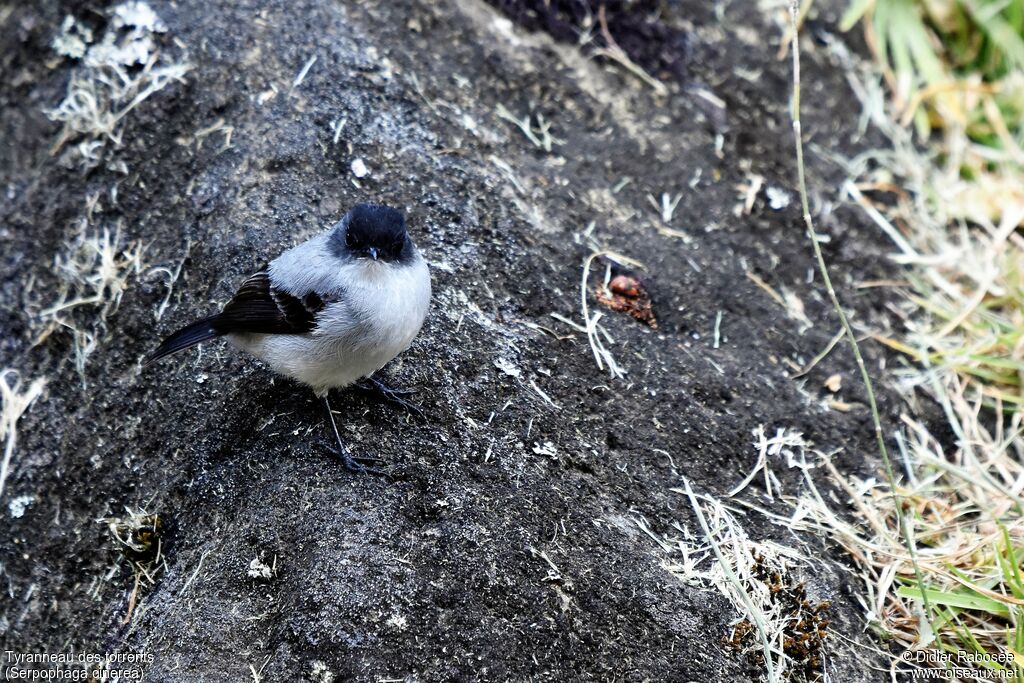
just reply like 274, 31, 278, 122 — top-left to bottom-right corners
2, 0, 899, 680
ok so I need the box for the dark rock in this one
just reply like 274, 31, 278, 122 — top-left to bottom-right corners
1, 0, 895, 680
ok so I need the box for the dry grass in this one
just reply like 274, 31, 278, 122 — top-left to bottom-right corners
546, 235, 648, 380
590, 5, 669, 97
578, 249, 646, 379
787, 415, 1024, 677
30, 4, 182, 379
720, 415, 1024, 677
45, 2, 190, 166
46, 56, 190, 165
630, 476, 831, 682
0, 371, 46, 500
31, 219, 145, 383
828, 2, 1024, 410
771, 2, 1024, 675
496, 104, 564, 153
677, 479, 787, 682
105, 507, 166, 625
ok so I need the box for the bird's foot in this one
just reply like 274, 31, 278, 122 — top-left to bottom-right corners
319, 443, 387, 477
355, 376, 425, 419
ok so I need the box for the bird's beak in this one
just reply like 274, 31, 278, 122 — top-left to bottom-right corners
368, 247, 379, 261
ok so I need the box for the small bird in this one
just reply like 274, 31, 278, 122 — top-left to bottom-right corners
146, 203, 432, 472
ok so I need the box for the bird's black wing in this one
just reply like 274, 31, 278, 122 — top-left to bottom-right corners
213, 267, 326, 335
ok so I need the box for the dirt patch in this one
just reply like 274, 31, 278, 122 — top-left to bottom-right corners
2, 0, 904, 679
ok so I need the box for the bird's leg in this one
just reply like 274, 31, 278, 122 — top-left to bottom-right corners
354, 375, 424, 419
321, 394, 384, 475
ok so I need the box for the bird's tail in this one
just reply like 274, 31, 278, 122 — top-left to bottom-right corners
145, 315, 222, 366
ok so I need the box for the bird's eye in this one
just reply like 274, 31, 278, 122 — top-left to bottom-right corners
345, 232, 356, 248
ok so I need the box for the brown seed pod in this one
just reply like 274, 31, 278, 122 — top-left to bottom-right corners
594, 274, 657, 329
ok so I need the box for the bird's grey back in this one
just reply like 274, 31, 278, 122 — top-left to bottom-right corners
268, 230, 348, 299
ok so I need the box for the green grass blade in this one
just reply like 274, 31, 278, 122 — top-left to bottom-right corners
897, 585, 1012, 618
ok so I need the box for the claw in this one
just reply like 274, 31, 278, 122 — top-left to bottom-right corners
355, 376, 426, 419
385, 394, 426, 420
320, 444, 387, 476
321, 394, 389, 476
317, 443, 381, 464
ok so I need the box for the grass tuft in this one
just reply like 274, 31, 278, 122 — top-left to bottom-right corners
661, 479, 833, 681
842, 0, 1024, 145
44, 2, 190, 167
31, 220, 145, 384
792, 422, 1024, 677
782, 1, 1024, 672
0, 371, 46, 500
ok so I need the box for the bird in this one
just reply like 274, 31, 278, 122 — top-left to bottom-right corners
145, 203, 432, 472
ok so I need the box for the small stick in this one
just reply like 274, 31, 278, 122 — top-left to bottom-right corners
787, 0, 934, 627
122, 572, 141, 625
